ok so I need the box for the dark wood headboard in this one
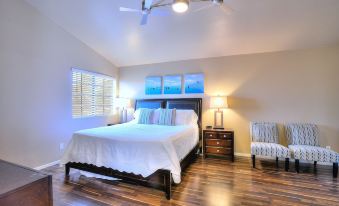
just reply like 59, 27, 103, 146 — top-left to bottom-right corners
135, 98, 203, 129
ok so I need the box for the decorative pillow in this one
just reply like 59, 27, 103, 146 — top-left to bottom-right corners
137, 108, 154, 124
151, 108, 161, 124
175, 110, 198, 125
158, 109, 176, 126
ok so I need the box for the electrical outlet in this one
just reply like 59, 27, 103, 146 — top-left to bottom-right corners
326, 146, 331, 150
59, 143, 65, 151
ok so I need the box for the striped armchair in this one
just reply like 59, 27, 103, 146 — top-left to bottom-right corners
285, 123, 338, 178
250, 122, 290, 171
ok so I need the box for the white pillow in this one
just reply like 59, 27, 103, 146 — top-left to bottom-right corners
175, 110, 198, 125
134, 109, 198, 125
133, 109, 141, 120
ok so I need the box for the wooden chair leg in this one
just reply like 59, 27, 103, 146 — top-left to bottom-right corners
333, 163, 338, 178
252, 155, 256, 168
295, 159, 300, 173
276, 157, 279, 168
65, 163, 70, 176
285, 158, 289, 171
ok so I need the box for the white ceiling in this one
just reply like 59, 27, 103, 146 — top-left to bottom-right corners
25, 0, 339, 67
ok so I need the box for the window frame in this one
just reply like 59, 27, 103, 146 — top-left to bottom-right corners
72, 68, 116, 119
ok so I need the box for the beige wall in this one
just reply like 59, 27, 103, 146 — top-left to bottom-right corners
120, 46, 339, 154
0, 0, 118, 167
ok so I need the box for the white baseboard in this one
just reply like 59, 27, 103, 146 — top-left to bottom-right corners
235, 152, 251, 157
34, 160, 60, 170
32, 154, 334, 171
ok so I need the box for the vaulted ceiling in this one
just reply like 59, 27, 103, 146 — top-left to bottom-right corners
26, 0, 339, 67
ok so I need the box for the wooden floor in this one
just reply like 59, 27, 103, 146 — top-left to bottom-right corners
43, 157, 339, 206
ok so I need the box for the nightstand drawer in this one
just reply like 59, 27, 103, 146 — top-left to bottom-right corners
204, 132, 217, 139
205, 139, 231, 147
218, 132, 232, 139
206, 147, 231, 155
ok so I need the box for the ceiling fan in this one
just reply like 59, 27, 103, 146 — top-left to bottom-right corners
193, 0, 234, 14
119, 0, 233, 25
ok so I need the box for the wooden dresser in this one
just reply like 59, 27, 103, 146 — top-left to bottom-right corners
203, 129, 234, 161
0, 159, 53, 206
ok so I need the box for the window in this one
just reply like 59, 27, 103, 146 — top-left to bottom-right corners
72, 68, 115, 118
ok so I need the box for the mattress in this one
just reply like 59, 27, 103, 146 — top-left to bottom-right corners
60, 122, 199, 184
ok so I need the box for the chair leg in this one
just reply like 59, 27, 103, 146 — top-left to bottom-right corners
314, 161, 317, 168
252, 155, 255, 168
295, 159, 300, 173
276, 157, 279, 168
333, 163, 338, 178
285, 158, 289, 171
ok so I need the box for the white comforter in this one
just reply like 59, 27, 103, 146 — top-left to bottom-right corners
60, 122, 199, 183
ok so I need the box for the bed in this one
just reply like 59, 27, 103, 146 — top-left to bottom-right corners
62, 98, 202, 200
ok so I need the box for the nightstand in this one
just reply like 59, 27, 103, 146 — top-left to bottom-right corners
203, 129, 234, 161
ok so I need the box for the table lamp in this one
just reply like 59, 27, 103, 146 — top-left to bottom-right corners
210, 96, 228, 130
115, 98, 131, 123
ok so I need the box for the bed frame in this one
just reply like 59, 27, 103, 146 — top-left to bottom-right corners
65, 98, 202, 200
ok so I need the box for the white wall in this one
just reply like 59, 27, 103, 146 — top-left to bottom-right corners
0, 0, 118, 168
119, 46, 339, 154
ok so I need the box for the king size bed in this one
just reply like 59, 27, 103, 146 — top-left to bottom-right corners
61, 98, 202, 199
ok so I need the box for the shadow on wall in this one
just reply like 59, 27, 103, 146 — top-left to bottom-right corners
227, 96, 261, 114
228, 102, 339, 150
316, 125, 339, 149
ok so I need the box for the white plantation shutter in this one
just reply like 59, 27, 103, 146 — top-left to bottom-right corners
72, 69, 115, 118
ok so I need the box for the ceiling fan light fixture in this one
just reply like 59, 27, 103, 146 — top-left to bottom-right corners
172, 0, 189, 13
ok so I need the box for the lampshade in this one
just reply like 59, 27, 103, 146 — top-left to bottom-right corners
115, 98, 131, 109
172, 0, 189, 13
210, 96, 228, 109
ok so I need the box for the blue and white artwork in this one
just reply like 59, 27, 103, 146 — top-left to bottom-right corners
164, 75, 182, 94
145, 76, 162, 95
184, 73, 204, 94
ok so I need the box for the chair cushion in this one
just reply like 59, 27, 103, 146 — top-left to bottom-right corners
289, 145, 337, 163
285, 123, 320, 146
251, 122, 278, 143
251, 142, 290, 158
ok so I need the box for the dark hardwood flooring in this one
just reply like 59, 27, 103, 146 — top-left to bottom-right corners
43, 157, 339, 206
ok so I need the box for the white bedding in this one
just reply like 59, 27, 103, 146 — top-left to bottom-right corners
60, 122, 199, 183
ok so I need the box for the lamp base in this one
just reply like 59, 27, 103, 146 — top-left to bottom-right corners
213, 127, 224, 130
214, 110, 224, 130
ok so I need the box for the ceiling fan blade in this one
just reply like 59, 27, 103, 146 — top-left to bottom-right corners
140, 14, 149, 25
193, 4, 214, 12
119, 7, 141, 12
144, 0, 153, 9
221, 4, 234, 14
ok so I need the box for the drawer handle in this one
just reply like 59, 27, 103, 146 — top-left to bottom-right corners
217, 150, 220, 152
217, 142, 220, 145
209, 134, 212, 137
224, 135, 226, 137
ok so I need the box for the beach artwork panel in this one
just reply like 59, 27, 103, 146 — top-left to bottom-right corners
145, 76, 162, 95
164, 75, 182, 94
184, 73, 204, 94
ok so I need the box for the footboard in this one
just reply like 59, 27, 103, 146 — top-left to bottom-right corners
65, 162, 172, 199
